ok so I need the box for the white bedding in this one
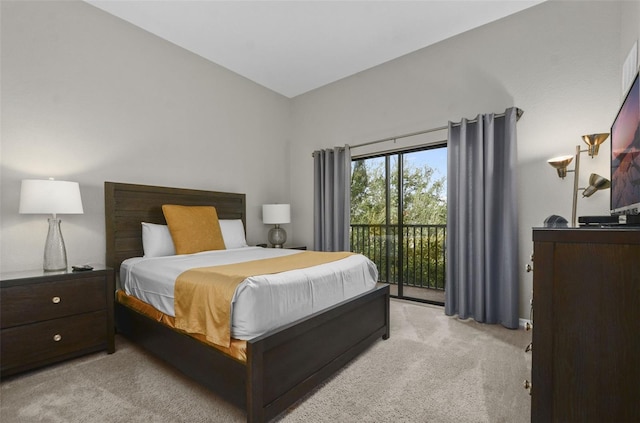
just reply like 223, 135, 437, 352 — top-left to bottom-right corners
120, 247, 378, 340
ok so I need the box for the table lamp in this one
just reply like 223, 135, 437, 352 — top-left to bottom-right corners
19, 179, 84, 271
262, 204, 290, 248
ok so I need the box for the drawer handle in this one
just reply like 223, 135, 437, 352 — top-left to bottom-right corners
53, 334, 62, 342
52, 296, 61, 304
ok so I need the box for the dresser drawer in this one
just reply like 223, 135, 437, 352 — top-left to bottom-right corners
1, 310, 107, 374
1, 276, 106, 328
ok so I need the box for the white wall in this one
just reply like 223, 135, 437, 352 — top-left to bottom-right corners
1, 0, 292, 272
2, 0, 638, 320
290, 0, 639, 318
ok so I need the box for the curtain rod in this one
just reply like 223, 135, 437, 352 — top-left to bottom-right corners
349, 107, 524, 151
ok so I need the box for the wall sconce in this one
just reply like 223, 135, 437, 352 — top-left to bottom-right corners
547, 133, 610, 226
19, 179, 84, 271
262, 204, 290, 248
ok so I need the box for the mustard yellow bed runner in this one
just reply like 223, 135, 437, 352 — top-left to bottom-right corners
174, 251, 354, 347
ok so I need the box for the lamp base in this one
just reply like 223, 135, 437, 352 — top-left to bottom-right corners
268, 225, 287, 248
44, 218, 68, 271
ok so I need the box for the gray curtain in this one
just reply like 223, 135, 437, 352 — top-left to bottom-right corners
313, 146, 351, 251
445, 107, 520, 329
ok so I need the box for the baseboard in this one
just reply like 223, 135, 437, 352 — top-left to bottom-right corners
519, 318, 532, 330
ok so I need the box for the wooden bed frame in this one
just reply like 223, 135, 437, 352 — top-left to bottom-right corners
104, 182, 390, 423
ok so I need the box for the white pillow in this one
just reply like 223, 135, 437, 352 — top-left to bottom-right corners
141, 222, 176, 257
142, 220, 248, 256
219, 219, 249, 249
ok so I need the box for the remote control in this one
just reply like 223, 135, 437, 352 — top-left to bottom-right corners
72, 265, 93, 272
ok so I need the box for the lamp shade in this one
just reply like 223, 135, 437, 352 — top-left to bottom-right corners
582, 173, 611, 198
547, 155, 574, 179
19, 179, 84, 215
581, 133, 609, 157
262, 204, 290, 224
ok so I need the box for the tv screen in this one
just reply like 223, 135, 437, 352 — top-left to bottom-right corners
610, 71, 640, 215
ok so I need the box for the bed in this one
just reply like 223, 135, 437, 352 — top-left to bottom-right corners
105, 181, 390, 423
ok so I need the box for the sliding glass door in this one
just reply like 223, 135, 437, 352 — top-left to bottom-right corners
350, 146, 447, 305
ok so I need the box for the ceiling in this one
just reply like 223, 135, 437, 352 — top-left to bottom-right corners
86, 0, 544, 98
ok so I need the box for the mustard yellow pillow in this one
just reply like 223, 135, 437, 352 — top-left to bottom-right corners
162, 205, 225, 255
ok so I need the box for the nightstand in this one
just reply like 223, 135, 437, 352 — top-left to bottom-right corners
0, 266, 114, 377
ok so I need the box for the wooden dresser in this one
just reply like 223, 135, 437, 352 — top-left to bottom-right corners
1, 266, 114, 377
531, 228, 640, 422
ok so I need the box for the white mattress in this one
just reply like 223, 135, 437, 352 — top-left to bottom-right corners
120, 247, 378, 340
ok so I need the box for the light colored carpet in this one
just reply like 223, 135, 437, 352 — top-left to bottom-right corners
1, 300, 531, 422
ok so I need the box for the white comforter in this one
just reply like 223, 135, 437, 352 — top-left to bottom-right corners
120, 247, 378, 340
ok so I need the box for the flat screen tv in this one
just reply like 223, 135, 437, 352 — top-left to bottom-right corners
610, 71, 640, 215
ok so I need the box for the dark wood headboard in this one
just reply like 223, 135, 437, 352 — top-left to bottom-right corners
105, 182, 246, 273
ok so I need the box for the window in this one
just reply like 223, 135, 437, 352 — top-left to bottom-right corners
350, 145, 447, 305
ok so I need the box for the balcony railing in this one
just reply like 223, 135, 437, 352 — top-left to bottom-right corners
350, 224, 447, 292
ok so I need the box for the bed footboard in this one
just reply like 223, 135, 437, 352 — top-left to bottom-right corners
247, 283, 390, 422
